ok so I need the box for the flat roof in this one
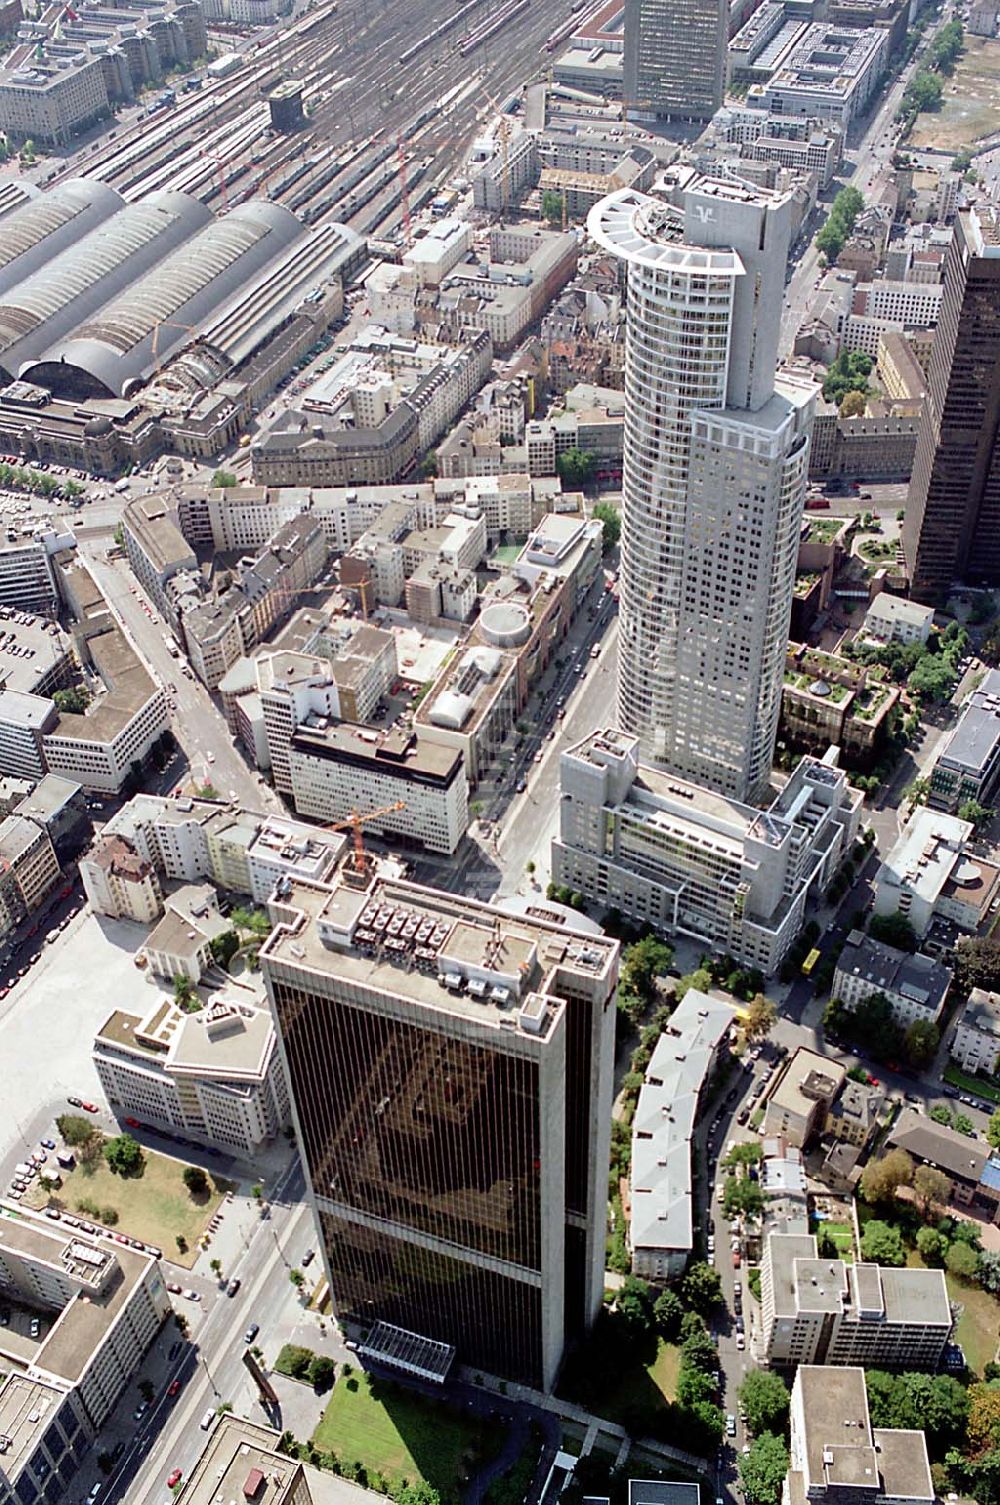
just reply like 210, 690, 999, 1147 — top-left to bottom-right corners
767, 1047, 845, 1118
262, 874, 617, 1034
290, 722, 462, 783
0, 1205, 154, 1384
0, 1373, 69, 1481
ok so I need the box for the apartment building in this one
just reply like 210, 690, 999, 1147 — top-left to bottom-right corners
553, 731, 862, 973
862, 594, 934, 646
287, 722, 469, 856
80, 832, 164, 923
630, 990, 736, 1279
99, 794, 345, 905
763, 1049, 846, 1147
42, 560, 168, 794
832, 930, 951, 1029
0, 1372, 94, 1505
0, 689, 58, 781
887, 1108, 992, 1213
785, 1365, 934, 1505
252, 330, 493, 488
142, 884, 229, 982
761, 1232, 952, 1370
261, 872, 620, 1390
94, 995, 290, 1156
929, 668, 1000, 813
950, 987, 1000, 1076
0, 1206, 170, 1435
121, 494, 197, 621
875, 806, 1000, 936
178, 1416, 316, 1505
0, 534, 66, 614
178, 515, 328, 689
0, 812, 60, 912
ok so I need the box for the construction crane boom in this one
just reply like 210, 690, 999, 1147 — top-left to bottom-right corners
324, 801, 406, 874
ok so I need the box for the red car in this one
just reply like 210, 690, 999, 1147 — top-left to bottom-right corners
80, 1102, 99, 1113
732, 1251, 742, 1268
124, 1117, 140, 1128
167, 1469, 183, 1488
167, 1380, 181, 1397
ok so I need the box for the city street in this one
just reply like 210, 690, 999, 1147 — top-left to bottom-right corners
78, 540, 283, 817
779, 6, 955, 360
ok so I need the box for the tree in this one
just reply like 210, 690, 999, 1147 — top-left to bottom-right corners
904, 1018, 940, 1069
653, 1288, 684, 1341
846, 991, 903, 1060
103, 1133, 143, 1178
916, 1226, 948, 1265
53, 686, 91, 714
212, 470, 237, 488
173, 974, 197, 1009
909, 654, 958, 704
739, 1433, 790, 1505
209, 929, 240, 969
980, 1250, 1000, 1295
682, 1261, 723, 1314
815, 186, 865, 264
183, 1165, 209, 1196
724, 1141, 764, 1169
282, 1345, 313, 1379
555, 448, 597, 488
396, 1487, 441, 1505
542, 188, 565, 224
289, 1268, 305, 1288
57, 1114, 98, 1146
956, 936, 1000, 995
960, 799, 996, 830
967, 1384, 1000, 1456
723, 1178, 765, 1221
616, 1274, 655, 1334
592, 501, 621, 552
860, 1219, 906, 1266
677, 1362, 718, 1407
904, 69, 944, 113
681, 1324, 720, 1374
176, 1234, 188, 1254
307, 1355, 336, 1390
946, 1240, 980, 1281
210, 1258, 223, 1279
840, 390, 867, 418
913, 1164, 950, 1213
988, 1110, 1000, 1150
867, 911, 918, 952
743, 992, 777, 1041
739, 1371, 790, 1437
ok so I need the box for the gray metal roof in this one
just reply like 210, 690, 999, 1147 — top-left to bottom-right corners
0, 190, 209, 383
0, 180, 123, 300
24, 201, 304, 400
193, 220, 363, 369
938, 666, 1000, 776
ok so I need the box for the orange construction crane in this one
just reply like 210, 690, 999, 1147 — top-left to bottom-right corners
324, 801, 405, 874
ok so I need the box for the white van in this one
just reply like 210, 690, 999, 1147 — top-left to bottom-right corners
200, 1409, 215, 1431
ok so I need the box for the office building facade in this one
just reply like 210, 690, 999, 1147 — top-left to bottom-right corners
261, 873, 619, 1390
904, 205, 1000, 601
553, 730, 861, 973
588, 179, 814, 800
623, 0, 727, 121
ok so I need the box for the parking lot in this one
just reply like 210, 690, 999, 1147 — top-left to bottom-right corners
0, 908, 163, 1177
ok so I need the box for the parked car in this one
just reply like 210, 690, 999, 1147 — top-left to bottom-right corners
226, 1278, 241, 1297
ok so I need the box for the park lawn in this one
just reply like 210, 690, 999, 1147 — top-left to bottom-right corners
949, 1277, 1000, 1377
581, 1338, 680, 1428
907, 1246, 1000, 1377
46, 1146, 228, 1265
824, 1222, 855, 1258
312, 1372, 503, 1504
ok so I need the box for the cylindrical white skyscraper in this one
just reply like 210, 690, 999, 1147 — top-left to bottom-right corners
588, 177, 816, 802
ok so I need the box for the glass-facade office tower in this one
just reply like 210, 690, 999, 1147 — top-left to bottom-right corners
903, 205, 1000, 603
623, 0, 728, 121
588, 178, 815, 802
261, 875, 619, 1391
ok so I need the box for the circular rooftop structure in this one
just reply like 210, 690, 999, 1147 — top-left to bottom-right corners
480, 601, 531, 648
808, 680, 832, 697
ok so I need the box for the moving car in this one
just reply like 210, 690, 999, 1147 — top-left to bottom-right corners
167, 1470, 183, 1489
